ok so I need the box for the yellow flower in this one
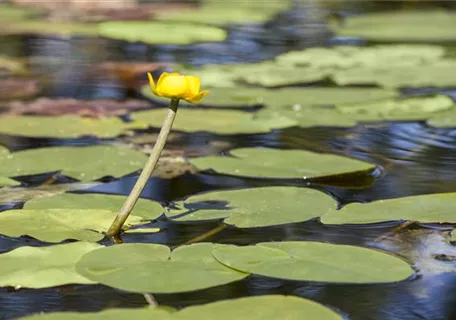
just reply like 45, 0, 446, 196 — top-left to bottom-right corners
148, 72, 209, 103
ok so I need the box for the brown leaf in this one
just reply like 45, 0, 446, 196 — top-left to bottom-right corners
3, 98, 152, 117
0, 78, 40, 101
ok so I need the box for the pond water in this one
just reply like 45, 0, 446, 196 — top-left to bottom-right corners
1, 0, 456, 319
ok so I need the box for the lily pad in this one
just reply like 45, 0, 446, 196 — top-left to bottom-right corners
0, 4, 41, 21
131, 109, 294, 134
76, 243, 248, 293
0, 145, 147, 182
25, 193, 163, 220
321, 192, 456, 225
276, 45, 445, 68
336, 95, 455, 121
16, 308, 170, 320
190, 148, 375, 179
331, 10, 456, 42
167, 187, 337, 227
332, 62, 456, 88
0, 56, 28, 75
17, 295, 341, 320
0, 177, 20, 187
428, 108, 456, 128
0, 208, 145, 242
0, 115, 145, 138
1, 20, 98, 36
98, 21, 226, 45
213, 242, 414, 283
0, 242, 102, 289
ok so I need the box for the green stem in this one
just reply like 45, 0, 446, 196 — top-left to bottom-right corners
107, 98, 180, 237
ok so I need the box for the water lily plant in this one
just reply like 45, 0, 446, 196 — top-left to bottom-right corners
107, 72, 209, 237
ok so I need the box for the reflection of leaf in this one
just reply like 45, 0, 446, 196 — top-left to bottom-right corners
0, 242, 102, 289
0, 115, 146, 138
98, 21, 226, 45
168, 187, 337, 227
25, 193, 163, 220
0, 208, 145, 242
17, 296, 340, 320
213, 242, 414, 283
4, 98, 151, 117
76, 243, 248, 293
321, 192, 456, 225
331, 11, 456, 42
191, 148, 375, 179
0, 145, 147, 181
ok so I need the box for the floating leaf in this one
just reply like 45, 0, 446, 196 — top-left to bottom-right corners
332, 62, 456, 88
331, 10, 456, 42
336, 95, 455, 121
167, 187, 337, 227
0, 4, 41, 21
2, 20, 98, 36
4, 98, 151, 117
191, 148, 375, 179
16, 308, 170, 320
213, 242, 414, 283
0, 242, 102, 289
0, 184, 99, 206
0, 177, 20, 187
0, 208, 145, 242
276, 45, 445, 68
124, 227, 160, 234
0, 145, 146, 182
0, 115, 145, 138
428, 108, 456, 128
17, 295, 340, 320
176, 295, 342, 320
131, 109, 294, 134
0, 56, 28, 75
155, 0, 291, 24
76, 243, 248, 293
98, 21, 226, 45
25, 193, 163, 220
321, 192, 456, 225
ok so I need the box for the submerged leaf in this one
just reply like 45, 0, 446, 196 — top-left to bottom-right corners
191, 148, 375, 179
76, 243, 248, 293
321, 192, 456, 225
25, 193, 163, 220
0, 145, 147, 182
213, 242, 414, 283
0, 242, 102, 289
0, 208, 145, 242
167, 187, 337, 227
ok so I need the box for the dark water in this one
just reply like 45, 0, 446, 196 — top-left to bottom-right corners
2, 1, 456, 319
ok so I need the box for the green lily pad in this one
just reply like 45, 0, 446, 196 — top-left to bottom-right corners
336, 95, 455, 121
155, 0, 291, 24
17, 295, 341, 320
0, 4, 41, 22
176, 295, 342, 320
0, 242, 102, 289
0, 184, 99, 206
98, 21, 226, 45
0, 55, 28, 75
131, 109, 294, 134
0, 145, 147, 182
428, 108, 456, 128
0, 208, 145, 242
167, 187, 337, 227
321, 192, 456, 225
2, 20, 98, 36
190, 148, 375, 179
76, 243, 248, 293
213, 242, 414, 283
16, 308, 170, 320
331, 10, 456, 42
276, 45, 445, 68
24, 193, 163, 220
0, 177, 20, 187
332, 62, 456, 88
0, 115, 145, 138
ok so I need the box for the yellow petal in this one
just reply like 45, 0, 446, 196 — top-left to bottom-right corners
156, 72, 170, 89
185, 76, 201, 98
147, 72, 157, 95
185, 90, 210, 103
158, 74, 188, 98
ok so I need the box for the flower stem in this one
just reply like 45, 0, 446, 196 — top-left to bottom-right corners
107, 98, 180, 237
